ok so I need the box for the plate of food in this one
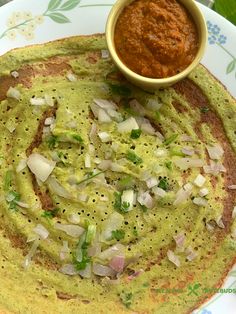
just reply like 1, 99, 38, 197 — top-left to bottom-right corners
0, 0, 235, 313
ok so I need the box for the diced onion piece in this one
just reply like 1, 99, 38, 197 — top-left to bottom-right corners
146, 177, 158, 189
88, 242, 102, 257
129, 99, 146, 116
84, 153, 91, 168
174, 158, 205, 170
94, 158, 101, 164
173, 184, 192, 206
199, 188, 209, 197
109, 255, 125, 272
111, 143, 119, 152
98, 131, 111, 143
155, 131, 165, 141
180, 135, 194, 142
173, 232, 185, 249
98, 244, 125, 260
232, 206, 236, 219
33, 224, 49, 240
206, 222, 214, 232
23, 238, 40, 269
6, 122, 16, 133
93, 263, 116, 277
78, 193, 89, 202
88, 144, 95, 155
216, 216, 225, 229
185, 246, 197, 261
16, 159, 27, 173
121, 190, 135, 211
193, 197, 207, 207
89, 123, 97, 140
54, 223, 85, 238
78, 263, 92, 278
146, 99, 162, 111
110, 162, 124, 172
11, 71, 19, 78
228, 185, 236, 190
27, 153, 56, 182
101, 49, 109, 58
184, 183, 193, 192
47, 177, 71, 199
128, 269, 144, 281
137, 191, 154, 209
182, 147, 194, 156
206, 144, 224, 160
7, 86, 21, 100
67, 213, 80, 224
117, 117, 139, 133
203, 160, 226, 176
98, 108, 112, 123
30, 97, 46, 106
100, 212, 124, 241
98, 159, 112, 171
44, 94, 55, 107
15, 201, 30, 208
44, 117, 55, 126
94, 99, 117, 111
154, 148, 168, 157
106, 108, 123, 122
66, 72, 77, 82
194, 174, 206, 187
152, 186, 166, 198
60, 241, 70, 260
59, 264, 78, 275
141, 121, 155, 135
167, 250, 180, 267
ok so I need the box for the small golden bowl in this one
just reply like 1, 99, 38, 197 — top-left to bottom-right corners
106, 0, 207, 91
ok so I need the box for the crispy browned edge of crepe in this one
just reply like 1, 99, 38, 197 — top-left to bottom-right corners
0, 34, 235, 313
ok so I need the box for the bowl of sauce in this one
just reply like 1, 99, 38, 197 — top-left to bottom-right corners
106, 0, 207, 90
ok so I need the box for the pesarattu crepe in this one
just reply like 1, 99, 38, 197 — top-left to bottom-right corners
0, 34, 236, 314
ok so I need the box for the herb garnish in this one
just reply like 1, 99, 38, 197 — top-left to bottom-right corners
76, 171, 104, 186
71, 134, 83, 144
114, 192, 130, 214
158, 178, 169, 191
126, 151, 143, 165
111, 229, 125, 240
165, 161, 172, 170
4, 170, 13, 191
109, 84, 131, 97
120, 291, 133, 308
163, 134, 178, 146
47, 135, 58, 149
200, 107, 210, 113
41, 208, 59, 219
4, 171, 21, 211
130, 129, 142, 139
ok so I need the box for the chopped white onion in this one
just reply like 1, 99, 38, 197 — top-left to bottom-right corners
44, 94, 55, 107
94, 99, 117, 111
60, 241, 70, 260
232, 206, 236, 219
206, 144, 224, 160
11, 71, 19, 78
15, 201, 30, 208
27, 153, 56, 182
101, 49, 110, 59
152, 186, 166, 198
98, 132, 111, 143
66, 73, 77, 82
182, 147, 194, 156
137, 191, 154, 209
167, 250, 180, 267
23, 238, 40, 269
146, 99, 162, 111
129, 99, 146, 116
54, 223, 85, 238
94, 158, 101, 164
117, 117, 139, 133
199, 188, 209, 197
173, 232, 185, 249
180, 135, 194, 142
185, 246, 197, 261
174, 158, 205, 170
84, 153, 91, 168
146, 177, 158, 189
30, 97, 46, 106
136, 117, 155, 135
59, 264, 78, 275
154, 148, 168, 157
121, 190, 135, 211
47, 177, 71, 199
109, 255, 125, 272
100, 212, 124, 241
173, 184, 193, 206
78, 193, 89, 202
194, 174, 206, 187
6, 122, 16, 133
216, 216, 225, 229
106, 108, 123, 122
98, 244, 125, 260
110, 162, 124, 172
33, 224, 49, 240
67, 213, 80, 224
93, 263, 116, 277
111, 143, 119, 152
228, 185, 236, 190
7, 86, 21, 100
89, 123, 97, 140
98, 159, 112, 171
128, 269, 144, 281
98, 108, 112, 123
44, 117, 55, 126
78, 263, 92, 278
193, 197, 207, 207
16, 159, 27, 173
206, 222, 214, 232
203, 160, 226, 176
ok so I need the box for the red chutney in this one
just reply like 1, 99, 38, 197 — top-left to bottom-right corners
114, 0, 199, 78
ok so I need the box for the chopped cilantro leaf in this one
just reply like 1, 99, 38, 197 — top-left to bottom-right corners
126, 151, 143, 165
109, 84, 131, 97
47, 135, 58, 149
114, 192, 130, 214
133, 228, 138, 237
6, 190, 20, 211
72, 230, 91, 271
4, 170, 13, 191
163, 134, 178, 146
120, 291, 133, 308
200, 107, 210, 113
169, 148, 185, 157
111, 229, 125, 240
155, 111, 161, 121
71, 134, 83, 143
158, 178, 169, 191
140, 204, 148, 212
120, 202, 130, 213
41, 208, 59, 219
165, 161, 172, 170
130, 129, 142, 139
119, 176, 134, 189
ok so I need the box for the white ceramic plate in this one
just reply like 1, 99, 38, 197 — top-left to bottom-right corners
0, 1, 235, 313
